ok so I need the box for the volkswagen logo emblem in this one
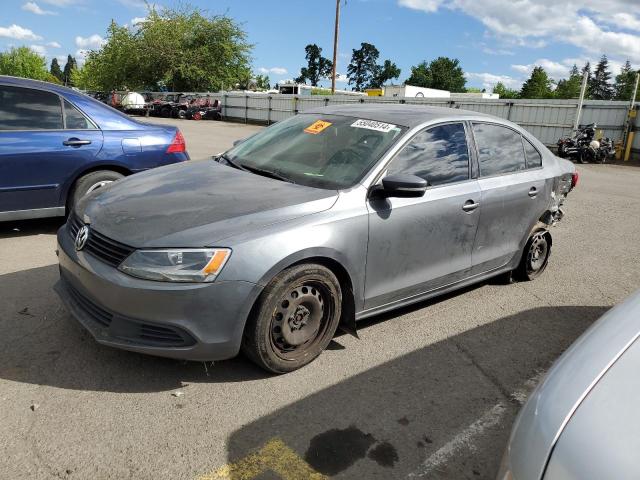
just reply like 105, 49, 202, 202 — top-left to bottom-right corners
75, 225, 90, 251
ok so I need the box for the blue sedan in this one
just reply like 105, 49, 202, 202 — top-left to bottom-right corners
0, 76, 189, 221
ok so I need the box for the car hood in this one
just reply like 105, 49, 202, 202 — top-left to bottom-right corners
77, 160, 338, 247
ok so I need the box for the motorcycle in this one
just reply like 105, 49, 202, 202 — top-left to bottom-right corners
557, 123, 616, 164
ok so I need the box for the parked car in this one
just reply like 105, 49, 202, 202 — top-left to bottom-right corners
55, 105, 576, 373
0, 76, 189, 221
498, 290, 640, 480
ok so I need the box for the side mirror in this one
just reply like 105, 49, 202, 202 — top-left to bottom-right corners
380, 173, 428, 197
232, 138, 244, 147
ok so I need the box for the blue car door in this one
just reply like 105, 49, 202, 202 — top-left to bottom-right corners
0, 85, 103, 216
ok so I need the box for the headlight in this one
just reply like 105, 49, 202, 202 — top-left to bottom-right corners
118, 248, 231, 282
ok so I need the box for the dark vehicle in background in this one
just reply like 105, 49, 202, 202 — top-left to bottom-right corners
56, 105, 576, 373
185, 97, 222, 120
557, 123, 616, 163
0, 76, 189, 222
150, 93, 190, 118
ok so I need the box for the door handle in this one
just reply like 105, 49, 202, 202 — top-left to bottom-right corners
63, 138, 92, 147
462, 200, 480, 212
528, 187, 538, 198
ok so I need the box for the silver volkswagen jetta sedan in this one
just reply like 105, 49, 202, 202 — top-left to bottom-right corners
55, 105, 577, 372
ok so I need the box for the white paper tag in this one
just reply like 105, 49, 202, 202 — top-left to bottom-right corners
351, 119, 396, 133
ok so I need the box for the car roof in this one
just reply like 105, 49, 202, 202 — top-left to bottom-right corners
305, 103, 495, 128
0, 75, 79, 95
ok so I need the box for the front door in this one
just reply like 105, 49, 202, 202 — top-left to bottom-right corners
364, 122, 481, 310
0, 85, 103, 214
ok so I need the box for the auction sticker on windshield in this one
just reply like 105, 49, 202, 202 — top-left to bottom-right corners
304, 120, 332, 135
351, 119, 396, 133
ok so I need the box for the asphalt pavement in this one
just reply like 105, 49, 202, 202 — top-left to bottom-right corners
1, 118, 639, 480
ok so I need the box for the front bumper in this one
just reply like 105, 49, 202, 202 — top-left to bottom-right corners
55, 225, 260, 361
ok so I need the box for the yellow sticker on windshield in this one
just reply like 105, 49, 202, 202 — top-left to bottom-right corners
304, 120, 332, 135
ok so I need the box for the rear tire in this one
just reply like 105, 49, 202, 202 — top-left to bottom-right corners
69, 170, 124, 211
242, 264, 342, 373
514, 230, 551, 281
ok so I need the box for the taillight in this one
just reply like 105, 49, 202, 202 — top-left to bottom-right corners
571, 170, 579, 189
166, 130, 186, 153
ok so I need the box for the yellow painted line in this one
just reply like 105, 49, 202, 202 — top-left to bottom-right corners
197, 438, 328, 480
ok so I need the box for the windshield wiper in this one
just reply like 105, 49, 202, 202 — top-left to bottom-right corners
216, 153, 246, 171
240, 164, 295, 184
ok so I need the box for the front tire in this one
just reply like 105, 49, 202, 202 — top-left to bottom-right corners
242, 264, 342, 373
514, 230, 551, 281
69, 170, 124, 211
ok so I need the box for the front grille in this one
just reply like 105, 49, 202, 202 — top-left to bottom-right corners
68, 215, 135, 267
62, 276, 195, 348
65, 280, 113, 328
139, 324, 191, 346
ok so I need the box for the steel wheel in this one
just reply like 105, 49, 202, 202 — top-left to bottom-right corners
242, 264, 342, 373
269, 282, 333, 361
515, 230, 551, 281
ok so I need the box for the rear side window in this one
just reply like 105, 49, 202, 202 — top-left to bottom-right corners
523, 137, 542, 168
64, 100, 93, 129
388, 123, 470, 186
473, 123, 526, 176
0, 85, 63, 130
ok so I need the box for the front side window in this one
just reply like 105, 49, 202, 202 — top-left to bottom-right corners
64, 100, 93, 129
473, 123, 526, 176
523, 137, 542, 168
224, 114, 407, 189
387, 123, 470, 186
0, 85, 63, 130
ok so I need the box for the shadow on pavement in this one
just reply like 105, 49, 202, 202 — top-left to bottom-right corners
217, 305, 607, 480
0, 217, 65, 238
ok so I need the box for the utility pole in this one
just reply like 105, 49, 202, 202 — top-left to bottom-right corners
622, 72, 639, 161
573, 70, 589, 132
331, 0, 341, 94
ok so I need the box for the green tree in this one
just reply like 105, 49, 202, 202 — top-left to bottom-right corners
555, 64, 583, 99
406, 57, 466, 92
0, 46, 51, 80
405, 61, 432, 88
255, 74, 270, 90
50, 57, 63, 82
520, 66, 553, 99
62, 54, 77, 86
614, 60, 638, 101
295, 44, 332, 87
82, 5, 252, 92
492, 82, 520, 99
81, 21, 139, 90
347, 42, 381, 91
370, 59, 400, 89
589, 55, 613, 100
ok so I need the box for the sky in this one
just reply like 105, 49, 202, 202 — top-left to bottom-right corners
2, 0, 640, 91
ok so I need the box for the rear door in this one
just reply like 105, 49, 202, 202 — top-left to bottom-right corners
470, 123, 548, 274
0, 85, 103, 214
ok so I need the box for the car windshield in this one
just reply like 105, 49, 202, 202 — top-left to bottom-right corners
223, 114, 407, 189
